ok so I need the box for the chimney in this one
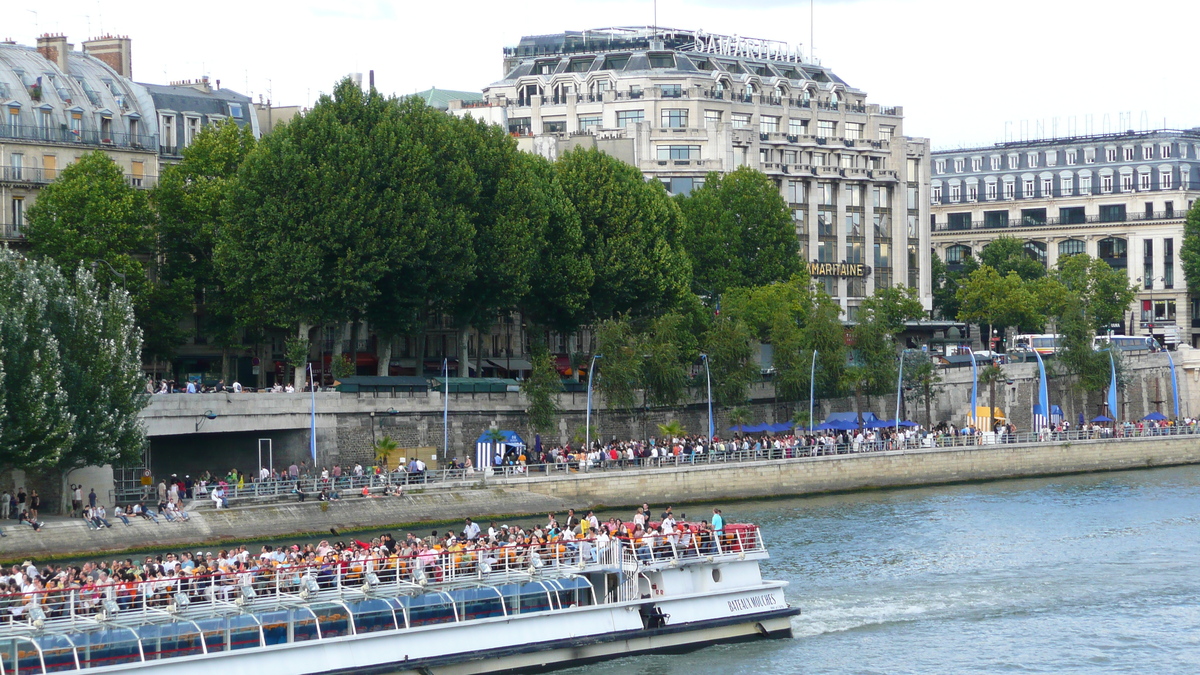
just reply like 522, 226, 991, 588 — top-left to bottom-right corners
36, 33, 69, 72
82, 35, 132, 78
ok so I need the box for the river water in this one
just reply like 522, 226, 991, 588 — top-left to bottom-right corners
566, 465, 1200, 674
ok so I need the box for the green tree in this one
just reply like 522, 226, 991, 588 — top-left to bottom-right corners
956, 266, 1042, 348
555, 148, 692, 320
701, 316, 755, 407
845, 287, 925, 424
1046, 254, 1136, 395
523, 340, 561, 434
0, 252, 73, 473
677, 167, 800, 297
154, 119, 257, 378
22, 150, 170, 357
657, 420, 686, 438
904, 356, 944, 428
640, 312, 694, 407
593, 316, 642, 410
930, 250, 978, 320
978, 236, 1046, 281
1180, 199, 1200, 292
799, 290, 847, 398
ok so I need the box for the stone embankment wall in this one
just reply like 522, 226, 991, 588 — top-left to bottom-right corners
5, 435, 1199, 561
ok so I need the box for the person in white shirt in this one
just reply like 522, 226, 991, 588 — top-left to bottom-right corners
463, 518, 481, 540
231, 381, 242, 393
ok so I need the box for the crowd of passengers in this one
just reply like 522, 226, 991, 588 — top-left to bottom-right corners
0, 505, 747, 623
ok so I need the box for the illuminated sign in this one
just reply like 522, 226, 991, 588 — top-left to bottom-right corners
690, 31, 804, 63
808, 262, 871, 278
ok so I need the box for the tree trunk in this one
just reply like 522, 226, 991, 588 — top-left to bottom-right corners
348, 319, 361, 374
988, 376, 997, 433
294, 322, 310, 391
854, 384, 864, 426
924, 381, 932, 428
377, 335, 393, 377
475, 323, 487, 379
460, 329, 470, 378
413, 329, 426, 377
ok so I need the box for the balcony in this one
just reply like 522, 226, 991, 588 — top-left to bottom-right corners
0, 124, 156, 151
0, 165, 155, 188
932, 209, 1184, 232
1, 224, 23, 240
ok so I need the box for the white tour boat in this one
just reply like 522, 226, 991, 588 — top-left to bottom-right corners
0, 524, 797, 674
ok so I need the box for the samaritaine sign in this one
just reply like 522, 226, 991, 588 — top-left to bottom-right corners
808, 262, 871, 277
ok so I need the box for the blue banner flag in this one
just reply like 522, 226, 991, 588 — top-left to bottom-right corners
1166, 349, 1180, 419
967, 348, 978, 426
1107, 350, 1119, 421
1034, 349, 1050, 431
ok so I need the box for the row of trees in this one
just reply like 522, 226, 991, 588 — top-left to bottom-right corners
24, 79, 809, 391
0, 250, 146, 510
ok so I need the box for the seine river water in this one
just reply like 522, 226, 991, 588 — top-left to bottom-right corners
567, 465, 1200, 675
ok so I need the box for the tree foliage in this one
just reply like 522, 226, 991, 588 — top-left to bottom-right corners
523, 339, 561, 434
845, 286, 924, 422
677, 166, 800, 297
702, 317, 755, 407
956, 266, 1041, 339
978, 236, 1046, 281
1181, 199, 1200, 292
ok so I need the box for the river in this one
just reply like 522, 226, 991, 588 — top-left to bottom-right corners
565, 465, 1200, 674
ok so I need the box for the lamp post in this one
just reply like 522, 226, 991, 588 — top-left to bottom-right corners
700, 354, 713, 441
894, 349, 904, 436
809, 350, 818, 433
442, 357, 449, 466
585, 354, 602, 453
90, 259, 126, 289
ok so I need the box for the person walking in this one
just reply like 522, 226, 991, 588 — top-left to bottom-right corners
0, 489, 9, 520
88, 488, 98, 509
72, 484, 83, 518
28, 490, 40, 521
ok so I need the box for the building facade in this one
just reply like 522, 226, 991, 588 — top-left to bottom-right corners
460, 27, 932, 317
0, 34, 160, 242
930, 129, 1200, 347
143, 76, 258, 162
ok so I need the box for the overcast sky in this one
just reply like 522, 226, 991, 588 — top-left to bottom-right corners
9, 0, 1196, 148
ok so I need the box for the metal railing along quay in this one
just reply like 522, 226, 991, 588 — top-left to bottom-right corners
124, 424, 1198, 507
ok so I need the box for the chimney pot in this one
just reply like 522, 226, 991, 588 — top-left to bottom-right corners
36, 34, 69, 72
82, 35, 132, 78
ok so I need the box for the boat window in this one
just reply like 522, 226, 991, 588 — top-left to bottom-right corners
228, 614, 262, 651
196, 617, 228, 653
349, 599, 398, 634
312, 604, 352, 638
33, 634, 76, 672
259, 611, 289, 646
137, 622, 203, 660
384, 597, 409, 629
291, 608, 320, 642
518, 582, 553, 614
77, 627, 141, 668
5, 636, 44, 675
548, 577, 594, 609
399, 593, 456, 627
450, 587, 505, 622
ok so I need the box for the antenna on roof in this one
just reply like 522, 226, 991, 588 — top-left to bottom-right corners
27, 10, 38, 35
810, 0, 815, 63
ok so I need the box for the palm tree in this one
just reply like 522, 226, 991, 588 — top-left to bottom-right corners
728, 406, 751, 432
978, 364, 1006, 432
657, 420, 686, 438
483, 428, 507, 463
373, 435, 400, 470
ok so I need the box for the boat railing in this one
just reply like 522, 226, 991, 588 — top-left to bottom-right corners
0, 527, 765, 634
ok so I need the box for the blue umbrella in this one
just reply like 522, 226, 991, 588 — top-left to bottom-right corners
1142, 411, 1168, 421
898, 420, 920, 427
1091, 415, 1114, 423
864, 419, 894, 429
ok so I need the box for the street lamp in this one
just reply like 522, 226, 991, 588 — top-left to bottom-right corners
90, 259, 126, 289
894, 349, 904, 436
585, 354, 602, 453
808, 350, 818, 433
700, 354, 713, 441
442, 358, 449, 466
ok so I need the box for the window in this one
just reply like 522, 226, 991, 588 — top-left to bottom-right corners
1061, 175, 1073, 195
984, 211, 1009, 228
1161, 143, 1172, 158
1080, 174, 1092, 193
990, 155, 1001, 170
661, 109, 687, 128
986, 182, 998, 200
5, 106, 17, 135
1058, 239, 1086, 257
874, 241, 890, 268
660, 83, 682, 98
1139, 171, 1151, 191
10, 196, 23, 231
1099, 204, 1126, 222
816, 240, 837, 262
663, 177, 697, 195
845, 122, 863, 139
1121, 173, 1134, 192
1021, 208, 1047, 226
817, 120, 836, 138
1008, 153, 1020, 169
616, 110, 644, 128
971, 157, 982, 172
1027, 152, 1039, 168
946, 245, 971, 264
1046, 150, 1057, 167
1024, 240, 1047, 266
1123, 146, 1134, 161
578, 115, 601, 130
656, 145, 700, 160
42, 154, 56, 181
935, 159, 946, 174
704, 110, 721, 126
878, 125, 894, 141
760, 115, 779, 133
967, 184, 978, 201
69, 111, 82, 139
1101, 174, 1114, 193
1098, 237, 1127, 264
1084, 147, 1096, 164
845, 212, 863, 238
783, 150, 797, 164
787, 180, 806, 203
10, 152, 22, 180
731, 113, 751, 129
160, 115, 175, 150
1106, 147, 1117, 162
840, 153, 853, 169
1066, 150, 1077, 165
1023, 179, 1034, 197
873, 185, 890, 209
818, 182, 835, 206
813, 152, 826, 166
1161, 171, 1173, 190
818, 211, 835, 237
1165, 238, 1174, 289
228, 103, 243, 118
1152, 300, 1176, 323
1144, 240, 1153, 288
789, 118, 808, 135
954, 159, 964, 173
185, 116, 201, 146
543, 118, 566, 133
1004, 180, 1015, 199
760, 148, 773, 164
845, 184, 864, 207
947, 213, 972, 230
845, 240, 864, 263
130, 160, 144, 187
873, 212, 890, 237
36, 108, 49, 139
1142, 145, 1153, 160
931, 185, 942, 203
1166, 201, 1175, 217
1042, 177, 1053, 196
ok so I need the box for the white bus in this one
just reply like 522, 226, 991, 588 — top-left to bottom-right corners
1093, 335, 1160, 352
1013, 334, 1062, 355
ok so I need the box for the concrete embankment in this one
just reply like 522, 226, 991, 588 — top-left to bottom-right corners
4, 436, 1199, 560
1, 488, 572, 561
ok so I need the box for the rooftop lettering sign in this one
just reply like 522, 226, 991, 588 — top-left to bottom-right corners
689, 31, 804, 64
808, 262, 871, 278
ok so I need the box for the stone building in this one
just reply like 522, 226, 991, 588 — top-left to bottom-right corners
930, 128, 1200, 347
455, 27, 932, 317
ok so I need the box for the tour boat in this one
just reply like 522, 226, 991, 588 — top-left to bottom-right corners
0, 524, 797, 674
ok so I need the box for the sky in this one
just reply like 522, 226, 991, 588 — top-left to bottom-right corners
7, 0, 1197, 148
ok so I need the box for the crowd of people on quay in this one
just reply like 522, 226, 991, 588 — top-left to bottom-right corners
0, 504, 742, 621
146, 378, 306, 394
